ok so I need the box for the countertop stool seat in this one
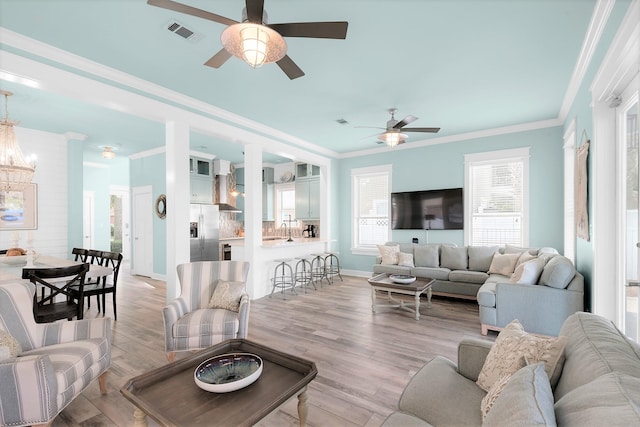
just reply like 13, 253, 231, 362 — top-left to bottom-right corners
270, 258, 296, 299
294, 256, 316, 293
310, 253, 330, 288
324, 252, 343, 284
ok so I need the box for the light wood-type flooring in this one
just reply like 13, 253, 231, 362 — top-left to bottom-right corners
52, 268, 494, 426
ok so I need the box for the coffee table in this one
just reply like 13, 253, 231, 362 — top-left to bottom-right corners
121, 339, 317, 427
367, 273, 435, 320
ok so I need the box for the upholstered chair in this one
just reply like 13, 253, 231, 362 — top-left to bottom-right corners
0, 281, 111, 427
162, 261, 251, 362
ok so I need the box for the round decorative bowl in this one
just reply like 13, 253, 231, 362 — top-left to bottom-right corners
389, 274, 417, 284
194, 353, 263, 393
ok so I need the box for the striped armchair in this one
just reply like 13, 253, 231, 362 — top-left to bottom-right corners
163, 261, 250, 362
0, 281, 111, 427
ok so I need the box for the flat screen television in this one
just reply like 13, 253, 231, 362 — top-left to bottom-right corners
391, 188, 463, 230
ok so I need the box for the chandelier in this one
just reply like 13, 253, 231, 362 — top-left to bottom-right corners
0, 90, 35, 192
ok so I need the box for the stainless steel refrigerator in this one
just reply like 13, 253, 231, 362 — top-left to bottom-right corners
190, 204, 220, 262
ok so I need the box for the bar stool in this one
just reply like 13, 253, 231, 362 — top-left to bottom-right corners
310, 253, 329, 287
324, 252, 343, 284
269, 258, 296, 299
294, 256, 316, 293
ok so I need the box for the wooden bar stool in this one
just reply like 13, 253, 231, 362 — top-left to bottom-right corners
269, 258, 295, 299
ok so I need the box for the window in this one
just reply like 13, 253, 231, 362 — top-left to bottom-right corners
275, 183, 297, 226
465, 148, 529, 247
351, 165, 391, 253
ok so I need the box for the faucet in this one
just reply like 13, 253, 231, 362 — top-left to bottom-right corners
280, 223, 288, 238
284, 214, 294, 242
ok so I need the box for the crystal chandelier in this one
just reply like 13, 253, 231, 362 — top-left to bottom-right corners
0, 90, 35, 192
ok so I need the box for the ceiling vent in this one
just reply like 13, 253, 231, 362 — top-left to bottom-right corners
166, 20, 202, 42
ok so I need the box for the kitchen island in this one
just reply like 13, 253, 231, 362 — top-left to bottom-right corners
227, 237, 328, 299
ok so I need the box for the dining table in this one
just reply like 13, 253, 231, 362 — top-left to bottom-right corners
0, 254, 113, 283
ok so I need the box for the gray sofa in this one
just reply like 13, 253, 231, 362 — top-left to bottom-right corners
373, 242, 584, 336
382, 312, 640, 426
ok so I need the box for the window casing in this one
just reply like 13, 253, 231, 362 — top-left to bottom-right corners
351, 165, 391, 254
465, 148, 529, 247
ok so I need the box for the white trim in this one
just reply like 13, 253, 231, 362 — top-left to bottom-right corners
464, 147, 530, 164
83, 161, 108, 169
558, 0, 615, 121
129, 146, 166, 160
563, 119, 577, 263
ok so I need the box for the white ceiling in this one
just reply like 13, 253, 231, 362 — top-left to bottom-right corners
0, 0, 600, 164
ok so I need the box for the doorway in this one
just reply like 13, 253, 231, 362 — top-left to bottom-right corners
82, 191, 94, 249
110, 186, 131, 261
132, 186, 153, 277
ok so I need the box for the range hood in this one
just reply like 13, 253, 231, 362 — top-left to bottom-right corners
213, 160, 241, 213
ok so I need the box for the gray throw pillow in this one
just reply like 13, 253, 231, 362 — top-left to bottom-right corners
468, 246, 499, 272
414, 245, 439, 268
440, 246, 468, 270
539, 256, 576, 289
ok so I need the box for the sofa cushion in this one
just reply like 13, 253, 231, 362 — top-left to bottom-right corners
539, 256, 576, 289
411, 267, 451, 281
510, 258, 545, 285
378, 245, 400, 265
477, 282, 497, 307
504, 245, 539, 255
440, 246, 467, 270
488, 253, 519, 276
373, 264, 412, 276
483, 363, 556, 426
414, 245, 439, 268
468, 246, 499, 272
398, 252, 415, 267
449, 270, 489, 285
556, 312, 640, 399
515, 251, 537, 267
555, 373, 640, 426
477, 320, 566, 392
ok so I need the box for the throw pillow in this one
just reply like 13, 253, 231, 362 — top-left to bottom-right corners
538, 256, 577, 289
510, 258, 545, 285
488, 253, 520, 276
483, 363, 557, 426
468, 246, 499, 272
440, 246, 468, 270
377, 245, 400, 265
504, 245, 539, 256
476, 320, 566, 392
397, 252, 414, 268
414, 245, 439, 267
0, 330, 21, 358
208, 280, 246, 312
515, 251, 537, 268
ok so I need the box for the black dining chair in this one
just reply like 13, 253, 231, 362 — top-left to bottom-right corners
22, 263, 90, 323
71, 251, 123, 320
72, 247, 88, 262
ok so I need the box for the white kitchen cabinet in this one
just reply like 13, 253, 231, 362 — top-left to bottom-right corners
295, 163, 320, 180
190, 157, 211, 177
263, 183, 274, 221
190, 176, 213, 204
295, 178, 319, 220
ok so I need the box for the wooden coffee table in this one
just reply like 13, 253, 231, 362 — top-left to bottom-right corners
367, 273, 435, 320
121, 339, 317, 427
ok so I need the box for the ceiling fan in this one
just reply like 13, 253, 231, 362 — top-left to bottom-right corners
147, 0, 348, 79
361, 108, 440, 147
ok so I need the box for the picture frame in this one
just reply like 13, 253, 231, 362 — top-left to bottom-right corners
0, 183, 38, 230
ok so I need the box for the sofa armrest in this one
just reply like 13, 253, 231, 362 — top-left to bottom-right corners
237, 293, 250, 339
0, 354, 58, 425
162, 297, 188, 352
457, 338, 493, 381
42, 317, 111, 346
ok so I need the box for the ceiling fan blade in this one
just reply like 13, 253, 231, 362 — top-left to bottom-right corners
245, 0, 264, 23
403, 127, 441, 133
147, 0, 238, 26
355, 125, 386, 130
392, 115, 418, 129
204, 49, 232, 68
276, 55, 305, 80
268, 22, 348, 39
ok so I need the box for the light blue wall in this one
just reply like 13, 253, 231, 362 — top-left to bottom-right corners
337, 126, 564, 273
130, 153, 167, 276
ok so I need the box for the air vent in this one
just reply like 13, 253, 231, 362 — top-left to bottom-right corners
335, 118, 349, 125
166, 19, 202, 42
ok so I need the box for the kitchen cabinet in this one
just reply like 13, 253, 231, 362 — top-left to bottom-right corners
190, 176, 213, 204
263, 183, 274, 221
190, 157, 211, 177
295, 178, 320, 220
295, 163, 320, 180
262, 167, 274, 183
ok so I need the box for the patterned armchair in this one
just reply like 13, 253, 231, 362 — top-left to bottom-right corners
162, 261, 250, 362
0, 281, 111, 427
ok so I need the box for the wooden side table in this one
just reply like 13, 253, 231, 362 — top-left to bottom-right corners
367, 274, 435, 320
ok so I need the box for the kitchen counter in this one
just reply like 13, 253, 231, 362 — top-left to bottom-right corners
219, 237, 245, 241
226, 237, 324, 247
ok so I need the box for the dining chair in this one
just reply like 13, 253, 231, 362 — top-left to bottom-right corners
22, 263, 90, 323
72, 251, 123, 320
72, 247, 88, 262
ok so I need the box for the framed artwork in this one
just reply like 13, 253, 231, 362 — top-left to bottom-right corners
576, 141, 589, 241
0, 183, 38, 230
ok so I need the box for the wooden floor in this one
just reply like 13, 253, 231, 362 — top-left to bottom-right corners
53, 269, 494, 427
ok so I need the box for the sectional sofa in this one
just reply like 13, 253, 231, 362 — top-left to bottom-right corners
373, 242, 584, 336
382, 312, 640, 426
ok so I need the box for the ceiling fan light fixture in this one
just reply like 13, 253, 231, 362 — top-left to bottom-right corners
221, 23, 286, 68
378, 130, 407, 148
101, 146, 116, 159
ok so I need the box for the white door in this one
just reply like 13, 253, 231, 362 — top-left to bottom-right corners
82, 191, 94, 249
110, 186, 131, 261
132, 186, 153, 277
621, 73, 640, 342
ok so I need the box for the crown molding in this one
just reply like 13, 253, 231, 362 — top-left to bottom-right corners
129, 146, 166, 160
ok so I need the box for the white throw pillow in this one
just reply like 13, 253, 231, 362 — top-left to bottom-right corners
377, 245, 400, 265
476, 320, 566, 392
397, 252, 415, 267
0, 330, 21, 359
511, 258, 545, 285
488, 253, 520, 276
208, 280, 246, 312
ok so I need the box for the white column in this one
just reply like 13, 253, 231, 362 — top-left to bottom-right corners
243, 144, 263, 299
165, 121, 190, 302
